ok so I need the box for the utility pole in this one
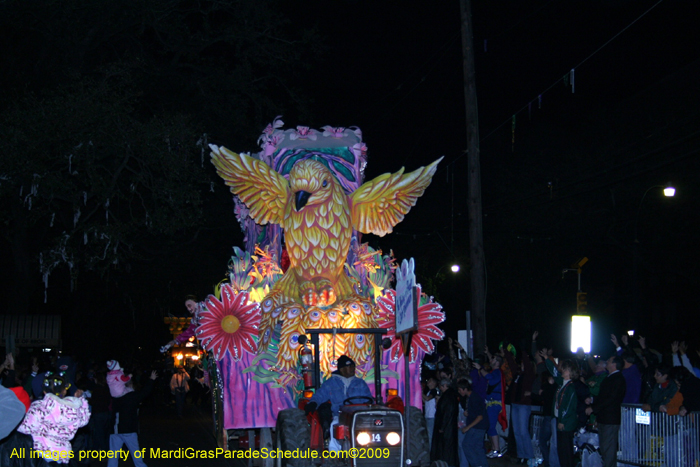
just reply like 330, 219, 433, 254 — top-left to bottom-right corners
459, 0, 486, 352
563, 257, 588, 312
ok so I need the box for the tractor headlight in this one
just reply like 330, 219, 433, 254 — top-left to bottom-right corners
386, 432, 401, 445
356, 432, 370, 446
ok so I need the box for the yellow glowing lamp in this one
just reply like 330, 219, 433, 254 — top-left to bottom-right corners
356, 432, 370, 446
386, 432, 401, 445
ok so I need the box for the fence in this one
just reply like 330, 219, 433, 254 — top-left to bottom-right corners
527, 405, 700, 467
529, 409, 545, 465
618, 404, 700, 467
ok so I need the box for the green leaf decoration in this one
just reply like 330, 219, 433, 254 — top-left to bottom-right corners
228, 246, 254, 291
361, 364, 399, 385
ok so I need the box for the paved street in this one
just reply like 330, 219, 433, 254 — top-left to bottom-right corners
88, 400, 239, 467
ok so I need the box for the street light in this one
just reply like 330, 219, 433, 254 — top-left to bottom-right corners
435, 264, 461, 277
633, 184, 676, 243
631, 184, 675, 327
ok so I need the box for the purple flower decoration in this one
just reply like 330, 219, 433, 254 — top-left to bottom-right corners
233, 198, 250, 223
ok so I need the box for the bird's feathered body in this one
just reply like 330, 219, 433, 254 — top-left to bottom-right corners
211, 144, 441, 370
282, 159, 355, 305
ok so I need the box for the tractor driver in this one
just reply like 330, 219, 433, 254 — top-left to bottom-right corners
304, 355, 373, 444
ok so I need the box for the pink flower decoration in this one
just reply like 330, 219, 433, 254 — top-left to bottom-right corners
289, 126, 317, 141
321, 126, 348, 138
351, 142, 368, 158
375, 290, 402, 361
263, 116, 284, 136
257, 116, 285, 148
263, 134, 285, 157
375, 286, 445, 363
197, 285, 260, 361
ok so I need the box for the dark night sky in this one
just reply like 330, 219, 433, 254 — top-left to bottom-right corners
284, 0, 700, 353
2, 0, 699, 358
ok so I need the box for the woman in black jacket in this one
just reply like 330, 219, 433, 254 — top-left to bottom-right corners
430, 378, 459, 466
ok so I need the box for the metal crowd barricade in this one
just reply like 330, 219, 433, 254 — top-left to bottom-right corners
529, 407, 545, 465
618, 403, 700, 466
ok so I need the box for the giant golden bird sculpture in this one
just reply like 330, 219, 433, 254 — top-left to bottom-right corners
210, 145, 441, 369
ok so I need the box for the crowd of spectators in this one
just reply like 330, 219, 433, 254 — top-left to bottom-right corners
421, 332, 700, 467
0, 349, 209, 466
4, 329, 699, 466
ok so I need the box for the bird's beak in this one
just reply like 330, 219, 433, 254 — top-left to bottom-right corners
295, 190, 311, 211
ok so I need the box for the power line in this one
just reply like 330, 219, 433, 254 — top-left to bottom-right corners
482, 0, 667, 143
487, 143, 700, 217
486, 117, 700, 212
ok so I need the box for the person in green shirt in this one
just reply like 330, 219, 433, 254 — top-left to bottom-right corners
584, 357, 608, 426
642, 362, 678, 412
542, 351, 578, 467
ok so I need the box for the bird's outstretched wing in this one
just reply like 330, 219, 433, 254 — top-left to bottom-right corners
350, 157, 443, 236
210, 145, 290, 227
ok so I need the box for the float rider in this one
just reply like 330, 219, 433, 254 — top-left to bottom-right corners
160, 295, 204, 353
304, 355, 373, 445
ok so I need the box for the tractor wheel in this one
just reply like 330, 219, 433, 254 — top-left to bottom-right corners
275, 408, 312, 467
404, 406, 430, 467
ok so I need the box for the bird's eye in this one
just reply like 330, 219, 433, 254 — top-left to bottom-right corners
322, 180, 328, 188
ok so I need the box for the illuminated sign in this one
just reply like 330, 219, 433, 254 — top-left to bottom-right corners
570, 315, 591, 353
395, 258, 417, 335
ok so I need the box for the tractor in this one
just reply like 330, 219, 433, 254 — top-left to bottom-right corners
274, 328, 430, 467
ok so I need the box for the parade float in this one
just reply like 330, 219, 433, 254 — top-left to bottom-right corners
195, 117, 446, 456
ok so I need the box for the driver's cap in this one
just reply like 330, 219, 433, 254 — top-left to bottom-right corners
337, 355, 355, 368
